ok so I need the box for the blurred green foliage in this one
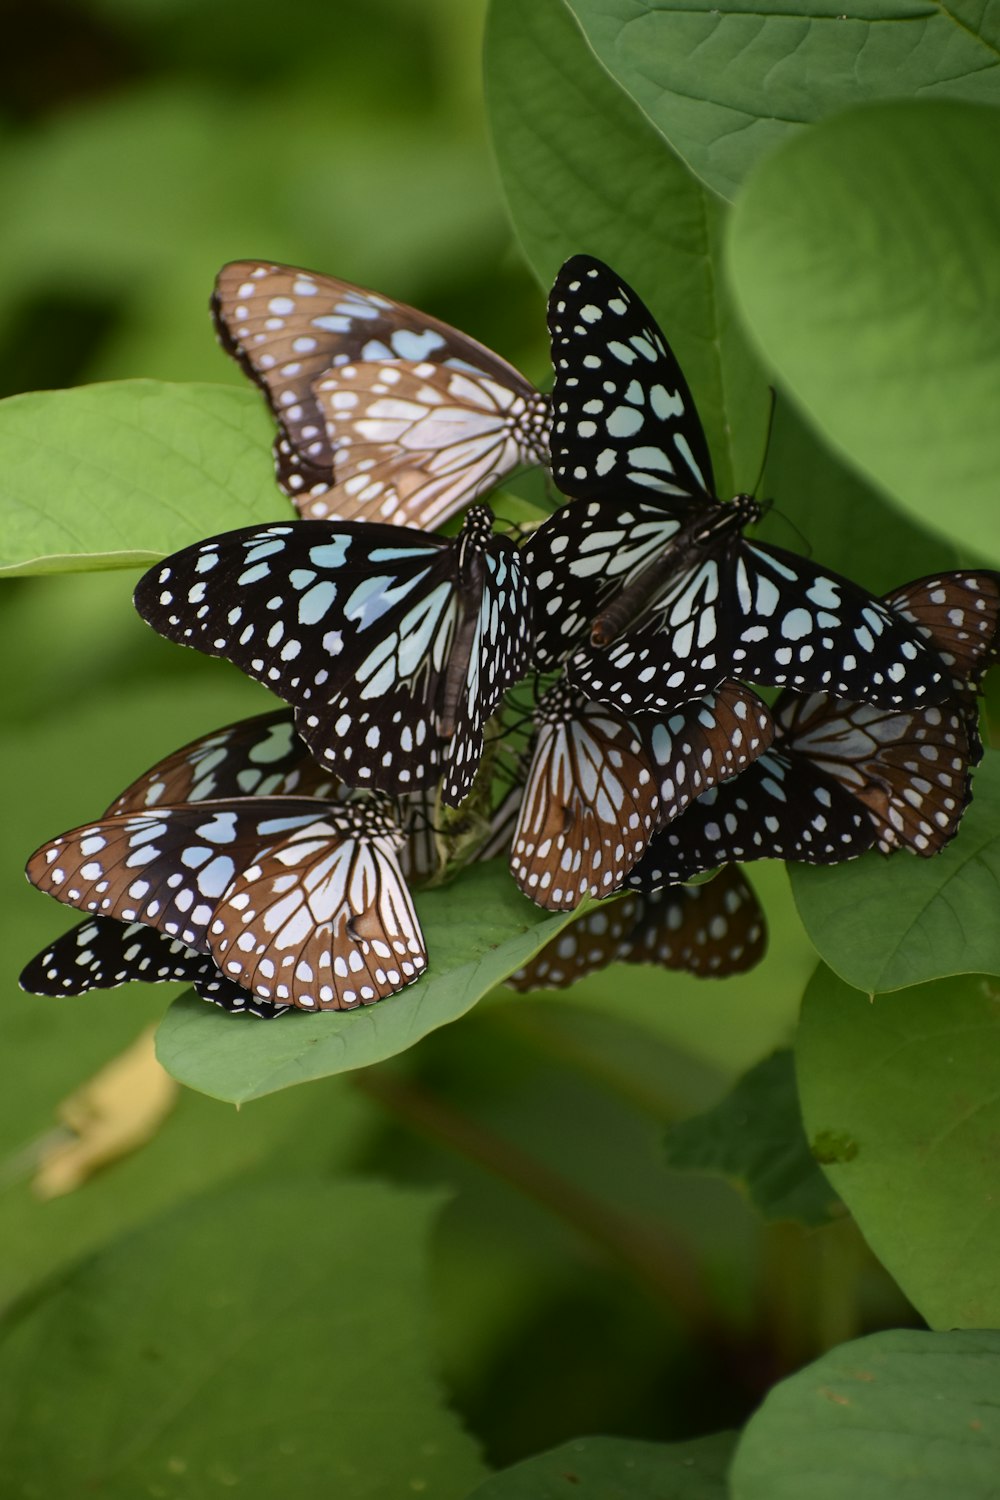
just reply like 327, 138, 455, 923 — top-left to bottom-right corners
2, 0, 1000, 1495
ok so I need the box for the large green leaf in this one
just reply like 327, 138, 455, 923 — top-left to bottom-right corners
467, 1431, 735, 1498
796, 965, 1000, 1329
729, 100, 1000, 563
485, 0, 768, 497
0, 381, 284, 574
563, 0, 1000, 202
156, 863, 574, 1103
790, 751, 1000, 995
666, 1050, 840, 1228
0, 1180, 487, 1498
730, 1328, 1000, 1499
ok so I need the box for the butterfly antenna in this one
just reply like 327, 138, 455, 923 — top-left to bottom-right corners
747, 389, 814, 558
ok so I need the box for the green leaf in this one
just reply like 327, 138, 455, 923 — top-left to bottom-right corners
789, 750, 1000, 995
485, 0, 769, 497
796, 965, 1000, 1328
666, 1050, 841, 1228
0, 1180, 487, 1498
563, 0, 1000, 202
156, 863, 575, 1103
466, 1431, 735, 1498
730, 1328, 1000, 1499
0, 381, 284, 575
729, 100, 1000, 563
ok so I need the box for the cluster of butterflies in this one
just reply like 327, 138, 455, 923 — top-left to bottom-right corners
21, 254, 1000, 1019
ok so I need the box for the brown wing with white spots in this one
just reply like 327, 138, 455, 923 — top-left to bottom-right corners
883, 571, 1000, 689
509, 681, 661, 910
212, 260, 549, 524
619, 866, 766, 976
207, 806, 426, 1010
506, 895, 641, 990
24, 800, 339, 951
647, 684, 775, 829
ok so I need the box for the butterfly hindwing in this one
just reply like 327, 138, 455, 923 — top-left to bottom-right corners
213, 260, 549, 525
207, 804, 426, 1010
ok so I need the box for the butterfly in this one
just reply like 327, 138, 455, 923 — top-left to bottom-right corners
507, 865, 766, 990
525, 255, 951, 715
26, 797, 426, 1011
19, 917, 288, 1019
212, 260, 551, 527
133, 504, 533, 807
509, 676, 773, 910
628, 571, 999, 888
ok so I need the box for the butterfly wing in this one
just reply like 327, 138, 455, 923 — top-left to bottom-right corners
25, 800, 332, 951
568, 538, 951, 715
509, 682, 661, 910
505, 894, 641, 991
883, 570, 1000, 689
213, 261, 548, 524
619, 865, 767, 976
105, 710, 338, 814
547, 254, 715, 502
647, 683, 775, 825
629, 749, 875, 889
18, 915, 288, 1018
311, 357, 549, 527
207, 805, 426, 1009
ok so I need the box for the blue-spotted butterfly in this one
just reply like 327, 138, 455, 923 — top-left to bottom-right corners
133, 504, 533, 807
213, 261, 550, 527
507, 865, 766, 990
509, 676, 773, 909
526, 255, 951, 715
628, 571, 999, 888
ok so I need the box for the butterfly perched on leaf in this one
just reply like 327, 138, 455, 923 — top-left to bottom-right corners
509, 677, 773, 909
24, 714, 430, 1013
507, 865, 766, 990
133, 504, 533, 807
213, 261, 550, 528
628, 570, 999, 888
525, 254, 951, 715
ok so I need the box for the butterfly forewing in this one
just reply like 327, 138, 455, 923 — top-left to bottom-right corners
629, 749, 875, 890
19, 915, 289, 1018
547, 254, 715, 502
105, 710, 338, 815
213, 260, 549, 525
208, 805, 426, 1010
25, 800, 336, 951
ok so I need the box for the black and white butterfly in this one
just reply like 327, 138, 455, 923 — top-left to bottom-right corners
526, 255, 950, 715
19, 917, 288, 1019
213, 261, 551, 527
134, 504, 533, 807
507, 865, 766, 990
509, 676, 773, 909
